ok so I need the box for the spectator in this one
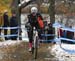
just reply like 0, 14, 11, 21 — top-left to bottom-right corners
66, 25, 74, 44
47, 23, 54, 41
3, 10, 9, 40
10, 12, 18, 40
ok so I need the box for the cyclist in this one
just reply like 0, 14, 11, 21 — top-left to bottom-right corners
25, 7, 44, 52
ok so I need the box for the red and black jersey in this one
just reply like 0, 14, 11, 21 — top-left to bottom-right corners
27, 13, 43, 29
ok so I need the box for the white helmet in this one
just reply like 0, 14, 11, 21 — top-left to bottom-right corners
31, 7, 38, 13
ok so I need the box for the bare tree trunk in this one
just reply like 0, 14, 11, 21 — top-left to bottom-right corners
36, 0, 42, 12
11, 0, 22, 40
49, 0, 55, 34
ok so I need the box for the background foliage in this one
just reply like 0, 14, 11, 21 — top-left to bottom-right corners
0, 0, 12, 16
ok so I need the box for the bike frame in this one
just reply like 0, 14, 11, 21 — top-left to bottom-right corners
32, 27, 38, 59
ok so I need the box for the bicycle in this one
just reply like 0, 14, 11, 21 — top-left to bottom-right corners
32, 27, 39, 59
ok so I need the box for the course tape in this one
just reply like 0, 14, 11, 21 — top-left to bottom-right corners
59, 37, 75, 42
60, 45, 75, 54
55, 37, 75, 54
53, 22, 75, 32
0, 34, 28, 38
0, 27, 19, 29
41, 34, 55, 36
0, 26, 28, 29
60, 27, 75, 32
0, 34, 18, 37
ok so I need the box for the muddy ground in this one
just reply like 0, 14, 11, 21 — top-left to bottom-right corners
0, 41, 58, 61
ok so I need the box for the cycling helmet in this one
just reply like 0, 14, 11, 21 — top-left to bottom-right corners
31, 7, 38, 13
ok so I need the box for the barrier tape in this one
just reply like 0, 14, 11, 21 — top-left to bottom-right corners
41, 34, 55, 36
60, 27, 75, 32
0, 34, 18, 37
0, 26, 74, 42
60, 45, 75, 54
53, 23, 75, 54
0, 27, 27, 29
0, 27, 19, 29
54, 37, 75, 54
59, 37, 75, 42
0, 34, 28, 38
53, 22, 75, 32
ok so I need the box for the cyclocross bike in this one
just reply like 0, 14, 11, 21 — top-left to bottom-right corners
32, 27, 39, 59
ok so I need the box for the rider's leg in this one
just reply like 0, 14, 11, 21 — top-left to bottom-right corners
29, 41, 32, 48
28, 29, 33, 51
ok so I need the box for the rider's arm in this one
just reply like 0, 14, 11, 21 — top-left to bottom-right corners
37, 13, 43, 20
25, 15, 32, 30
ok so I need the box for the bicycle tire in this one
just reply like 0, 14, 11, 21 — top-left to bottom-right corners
33, 36, 38, 59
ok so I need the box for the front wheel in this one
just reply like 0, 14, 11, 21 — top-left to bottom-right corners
33, 36, 38, 59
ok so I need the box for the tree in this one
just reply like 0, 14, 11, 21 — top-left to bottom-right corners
11, 0, 21, 40
49, 0, 55, 37
11, 0, 37, 40
49, 0, 55, 24
0, 0, 12, 14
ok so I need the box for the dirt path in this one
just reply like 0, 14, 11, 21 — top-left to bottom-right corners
0, 41, 57, 61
